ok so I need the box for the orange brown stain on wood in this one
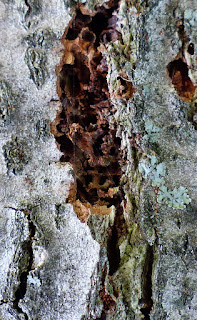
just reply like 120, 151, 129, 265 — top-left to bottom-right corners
72, 199, 114, 223
114, 74, 136, 101
67, 179, 77, 203
168, 58, 196, 102
99, 287, 117, 312
167, 19, 196, 102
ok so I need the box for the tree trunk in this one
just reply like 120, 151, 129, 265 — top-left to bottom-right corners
0, 0, 196, 319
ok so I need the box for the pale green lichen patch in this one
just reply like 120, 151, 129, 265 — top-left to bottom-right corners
184, 9, 197, 27
139, 155, 166, 186
139, 155, 191, 209
143, 121, 160, 143
158, 186, 191, 209
25, 48, 48, 89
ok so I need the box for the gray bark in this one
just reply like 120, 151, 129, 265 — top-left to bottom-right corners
0, 0, 196, 320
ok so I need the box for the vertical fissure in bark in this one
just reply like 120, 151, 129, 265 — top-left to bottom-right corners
24, 0, 32, 20
13, 215, 36, 319
107, 201, 123, 276
140, 245, 153, 319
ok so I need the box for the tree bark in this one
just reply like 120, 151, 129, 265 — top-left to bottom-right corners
0, 0, 196, 319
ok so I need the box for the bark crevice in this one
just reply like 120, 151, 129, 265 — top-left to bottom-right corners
13, 215, 36, 320
140, 245, 154, 320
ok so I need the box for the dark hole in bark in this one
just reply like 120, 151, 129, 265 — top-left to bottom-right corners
92, 54, 103, 67
59, 64, 81, 97
113, 175, 119, 186
107, 224, 120, 275
81, 29, 95, 43
66, 10, 91, 41
76, 178, 89, 201
75, 10, 91, 24
90, 12, 108, 44
61, 155, 70, 162
69, 74, 81, 96
99, 175, 108, 185
93, 137, 104, 156
56, 136, 74, 153
114, 136, 121, 145
117, 76, 126, 86
167, 58, 197, 129
188, 43, 194, 55
56, 120, 67, 133
109, 161, 121, 174
74, 53, 90, 84
69, 114, 81, 124
140, 245, 154, 320
167, 58, 196, 102
102, 29, 120, 43
87, 188, 98, 201
85, 174, 92, 186
86, 114, 98, 126
167, 58, 188, 78
66, 27, 80, 40
109, 146, 116, 155
13, 217, 36, 320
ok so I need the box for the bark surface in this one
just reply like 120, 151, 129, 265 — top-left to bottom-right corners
0, 0, 196, 320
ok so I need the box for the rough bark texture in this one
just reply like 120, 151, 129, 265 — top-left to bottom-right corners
0, 0, 196, 320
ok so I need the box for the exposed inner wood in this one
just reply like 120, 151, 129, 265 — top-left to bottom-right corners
51, 3, 128, 282
167, 58, 196, 102
52, 3, 127, 222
